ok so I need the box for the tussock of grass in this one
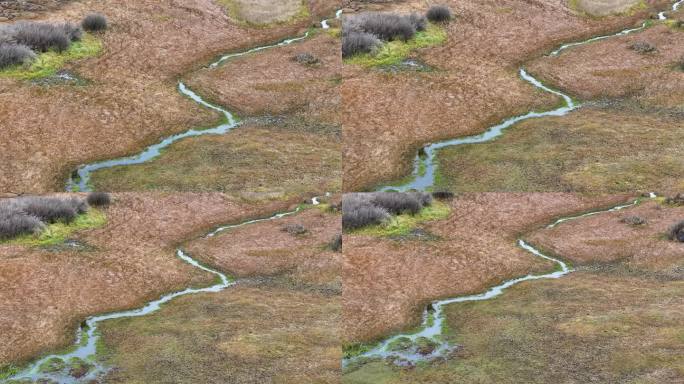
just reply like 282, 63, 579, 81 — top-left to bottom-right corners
345, 23, 446, 67
0, 33, 101, 80
4, 208, 106, 247
351, 201, 450, 237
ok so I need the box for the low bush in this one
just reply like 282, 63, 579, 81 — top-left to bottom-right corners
82, 13, 108, 32
11, 22, 71, 52
342, 194, 390, 230
678, 55, 684, 71
293, 52, 319, 65
18, 197, 79, 224
426, 5, 452, 22
61, 22, 83, 42
330, 233, 342, 252
0, 207, 44, 240
667, 220, 684, 242
87, 192, 111, 208
665, 193, 684, 206
629, 41, 655, 53
432, 191, 455, 200
620, 215, 646, 226
409, 13, 427, 32
0, 43, 35, 69
409, 192, 433, 207
371, 192, 422, 215
342, 31, 381, 58
345, 13, 416, 41
282, 223, 307, 235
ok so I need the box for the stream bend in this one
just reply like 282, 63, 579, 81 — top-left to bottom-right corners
377, 0, 683, 192
67, 10, 342, 192
343, 197, 644, 367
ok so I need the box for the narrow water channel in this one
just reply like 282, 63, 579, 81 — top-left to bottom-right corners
377, 0, 683, 192
343, 197, 645, 367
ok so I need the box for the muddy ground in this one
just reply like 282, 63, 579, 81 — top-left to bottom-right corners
0, 192, 302, 368
343, 192, 632, 344
99, 198, 342, 383
0, 0, 340, 193
344, 198, 683, 383
342, 0, 670, 191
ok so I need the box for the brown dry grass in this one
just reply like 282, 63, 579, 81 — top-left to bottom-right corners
0, 0, 339, 193
343, 192, 632, 343
342, 0, 665, 191
0, 192, 301, 367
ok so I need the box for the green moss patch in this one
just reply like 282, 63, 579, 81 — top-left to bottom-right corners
3, 209, 106, 247
345, 23, 447, 68
0, 34, 102, 80
351, 201, 451, 237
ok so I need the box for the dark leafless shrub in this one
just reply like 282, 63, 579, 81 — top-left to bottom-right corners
11, 22, 71, 52
426, 5, 453, 22
371, 192, 422, 215
665, 194, 684, 206
667, 220, 684, 242
61, 22, 83, 42
0, 43, 35, 69
0, 207, 44, 240
15, 196, 79, 224
342, 194, 390, 230
629, 41, 656, 54
344, 12, 416, 42
282, 223, 308, 235
82, 13, 108, 32
432, 191, 455, 200
330, 233, 342, 252
87, 192, 111, 208
409, 192, 433, 207
620, 216, 646, 226
409, 13, 427, 31
342, 31, 382, 58
293, 52, 319, 65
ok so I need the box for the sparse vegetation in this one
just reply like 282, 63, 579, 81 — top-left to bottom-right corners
620, 215, 646, 225
343, 192, 444, 232
628, 41, 655, 53
293, 52, 319, 65
667, 220, 684, 242
282, 223, 307, 235
426, 5, 453, 23
0, 20, 102, 79
87, 192, 111, 208
664, 193, 684, 206
0, 195, 106, 245
82, 13, 108, 32
330, 233, 342, 252
342, 31, 382, 58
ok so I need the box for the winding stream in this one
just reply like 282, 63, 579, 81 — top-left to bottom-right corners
6, 9, 342, 384
66, 10, 342, 192
344, 197, 644, 367
4, 201, 318, 383
378, 0, 683, 192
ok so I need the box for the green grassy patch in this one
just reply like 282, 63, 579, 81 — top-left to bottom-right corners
351, 201, 451, 237
0, 34, 102, 80
217, 0, 310, 27
3, 209, 106, 247
345, 23, 447, 67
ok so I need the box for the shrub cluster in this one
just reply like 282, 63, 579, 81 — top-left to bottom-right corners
0, 196, 91, 240
341, 5, 451, 58
620, 215, 646, 226
665, 193, 684, 206
82, 13, 108, 32
282, 223, 308, 235
432, 191, 455, 200
0, 14, 106, 70
87, 192, 111, 207
342, 192, 432, 230
629, 41, 656, 54
330, 233, 342, 252
667, 220, 684, 242
426, 5, 453, 22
